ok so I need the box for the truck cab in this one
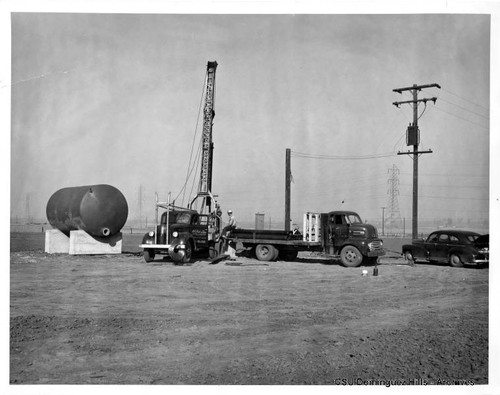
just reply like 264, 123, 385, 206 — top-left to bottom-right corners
141, 207, 221, 264
321, 210, 384, 266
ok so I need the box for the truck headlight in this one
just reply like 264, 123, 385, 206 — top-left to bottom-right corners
148, 231, 155, 237
172, 231, 179, 238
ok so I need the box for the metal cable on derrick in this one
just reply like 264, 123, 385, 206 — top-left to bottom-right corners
177, 70, 209, 205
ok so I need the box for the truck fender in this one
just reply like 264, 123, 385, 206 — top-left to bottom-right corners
168, 236, 193, 264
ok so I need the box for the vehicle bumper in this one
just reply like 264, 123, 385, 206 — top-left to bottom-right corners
140, 243, 187, 251
366, 249, 385, 257
467, 258, 489, 265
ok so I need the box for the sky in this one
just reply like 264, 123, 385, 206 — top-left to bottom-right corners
2, 3, 497, 234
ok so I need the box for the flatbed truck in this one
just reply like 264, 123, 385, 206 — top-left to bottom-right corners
228, 211, 384, 267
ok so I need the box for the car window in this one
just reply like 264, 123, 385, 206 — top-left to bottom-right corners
427, 233, 439, 243
332, 215, 344, 225
449, 235, 460, 244
466, 235, 479, 243
438, 234, 449, 243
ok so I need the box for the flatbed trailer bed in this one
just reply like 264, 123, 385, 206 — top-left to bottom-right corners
227, 228, 324, 261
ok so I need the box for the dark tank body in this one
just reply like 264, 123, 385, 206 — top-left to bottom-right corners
46, 184, 128, 237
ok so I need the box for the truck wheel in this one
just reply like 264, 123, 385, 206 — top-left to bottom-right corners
340, 245, 363, 267
449, 254, 463, 268
144, 249, 155, 263
255, 244, 276, 261
170, 242, 192, 265
180, 242, 193, 264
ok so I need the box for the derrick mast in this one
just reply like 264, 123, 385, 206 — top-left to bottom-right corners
190, 61, 218, 215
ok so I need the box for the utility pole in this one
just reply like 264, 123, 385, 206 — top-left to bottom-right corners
393, 83, 440, 239
285, 148, 291, 232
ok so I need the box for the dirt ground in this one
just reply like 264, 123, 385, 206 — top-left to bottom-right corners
9, 233, 488, 386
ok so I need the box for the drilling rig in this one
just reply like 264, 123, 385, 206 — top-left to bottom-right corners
189, 60, 218, 215
140, 61, 222, 264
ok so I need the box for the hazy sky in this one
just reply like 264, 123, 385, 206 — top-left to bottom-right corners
4, 9, 494, 230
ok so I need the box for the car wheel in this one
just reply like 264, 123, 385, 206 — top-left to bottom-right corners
449, 254, 463, 268
404, 251, 415, 264
144, 249, 155, 263
340, 245, 363, 267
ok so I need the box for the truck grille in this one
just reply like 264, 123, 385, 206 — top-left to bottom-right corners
369, 240, 383, 250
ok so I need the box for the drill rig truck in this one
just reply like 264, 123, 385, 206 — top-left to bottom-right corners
140, 61, 223, 264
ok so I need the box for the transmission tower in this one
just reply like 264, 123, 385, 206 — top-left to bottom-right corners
137, 184, 145, 228
25, 193, 33, 224
387, 164, 402, 234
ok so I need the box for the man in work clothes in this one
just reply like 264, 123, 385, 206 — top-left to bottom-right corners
222, 209, 237, 238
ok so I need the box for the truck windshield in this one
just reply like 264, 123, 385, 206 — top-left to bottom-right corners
176, 213, 192, 224
346, 214, 362, 224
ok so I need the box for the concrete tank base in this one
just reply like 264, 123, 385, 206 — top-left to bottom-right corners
45, 229, 122, 255
45, 229, 70, 254
69, 230, 122, 255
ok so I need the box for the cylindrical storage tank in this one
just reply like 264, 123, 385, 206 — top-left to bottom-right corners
46, 184, 128, 237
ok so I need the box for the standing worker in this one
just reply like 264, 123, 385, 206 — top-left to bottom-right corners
222, 209, 237, 238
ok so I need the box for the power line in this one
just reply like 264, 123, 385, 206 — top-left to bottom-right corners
437, 97, 489, 119
433, 105, 489, 130
441, 87, 489, 111
400, 194, 488, 201
399, 183, 488, 190
400, 172, 488, 178
291, 151, 396, 160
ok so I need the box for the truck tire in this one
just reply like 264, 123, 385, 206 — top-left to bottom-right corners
170, 242, 192, 265
180, 241, 193, 264
340, 245, 363, 267
143, 249, 155, 263
255, 244, 277, 261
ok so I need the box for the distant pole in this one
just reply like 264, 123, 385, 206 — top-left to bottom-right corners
285, 148, 291, 232
393, 83, 439, 239
381, 207, 386, 236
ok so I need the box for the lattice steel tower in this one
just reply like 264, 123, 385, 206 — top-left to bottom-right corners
387, 164, 402, 233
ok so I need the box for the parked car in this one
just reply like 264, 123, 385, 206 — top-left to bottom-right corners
402, 230, 489, 267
